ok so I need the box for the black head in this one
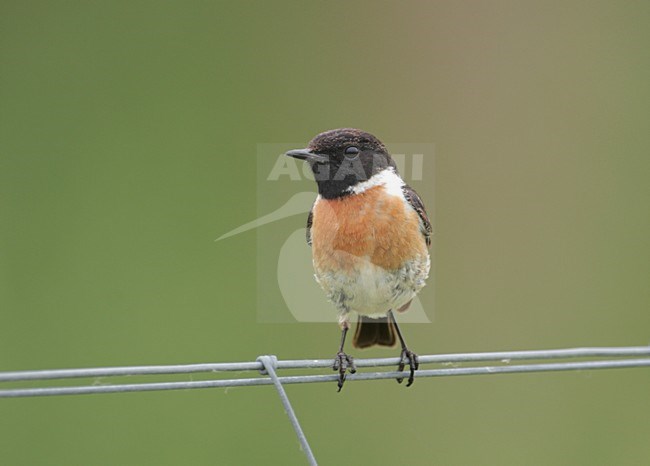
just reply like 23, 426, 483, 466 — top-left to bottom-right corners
285, 128, 397, 199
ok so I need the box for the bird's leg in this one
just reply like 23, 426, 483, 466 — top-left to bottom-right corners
388, 310, 419, 387
332, 324, 356, 392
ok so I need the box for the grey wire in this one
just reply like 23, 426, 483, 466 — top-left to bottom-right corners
4, 348, 647, 466
1, 357, 649, 398
258, 356, 317, 466
2, 346, 649, 382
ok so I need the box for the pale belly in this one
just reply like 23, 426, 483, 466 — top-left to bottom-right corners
310, 185, 430, 316
313, 253, 430, 316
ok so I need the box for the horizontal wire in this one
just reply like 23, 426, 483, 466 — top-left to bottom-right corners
1, 356, 649, 398
2, 346, 649, 382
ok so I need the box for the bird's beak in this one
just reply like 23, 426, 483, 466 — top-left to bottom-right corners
285, 148, 329, 164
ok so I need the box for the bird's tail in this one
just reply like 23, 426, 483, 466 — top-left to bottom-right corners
352, 315, 397, 349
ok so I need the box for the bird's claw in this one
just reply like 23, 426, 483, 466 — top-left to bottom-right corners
333, 351, 356, 392
396, 348, 419, 387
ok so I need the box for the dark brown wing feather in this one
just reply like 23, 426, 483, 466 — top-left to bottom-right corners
306, 203, 314, 246
402, 185, 432, 246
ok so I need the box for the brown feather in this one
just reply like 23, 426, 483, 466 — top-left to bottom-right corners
353, 315, 397, 349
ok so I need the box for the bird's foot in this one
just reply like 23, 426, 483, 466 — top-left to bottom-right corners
332, 351, 356, 392
397, 348, 419, 387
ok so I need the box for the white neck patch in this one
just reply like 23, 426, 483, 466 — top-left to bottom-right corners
347, 167, 404, 197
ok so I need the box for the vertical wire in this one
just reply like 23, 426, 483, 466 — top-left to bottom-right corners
258, 355, 318, 466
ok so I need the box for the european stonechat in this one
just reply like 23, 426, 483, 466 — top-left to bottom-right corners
286, 128, 431, 391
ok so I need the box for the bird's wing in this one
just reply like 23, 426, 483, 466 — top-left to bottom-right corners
306, 202, 314, 246
402, 185, 432, 247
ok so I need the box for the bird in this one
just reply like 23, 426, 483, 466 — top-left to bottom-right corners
285, 128, 431, 391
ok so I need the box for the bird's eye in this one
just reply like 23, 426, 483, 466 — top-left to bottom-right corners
344, 146, 360, 156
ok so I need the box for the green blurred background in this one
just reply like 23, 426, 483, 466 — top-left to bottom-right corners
1, 1, 649, 465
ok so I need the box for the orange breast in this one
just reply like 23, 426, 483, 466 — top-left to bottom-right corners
311, 186, 427, 272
